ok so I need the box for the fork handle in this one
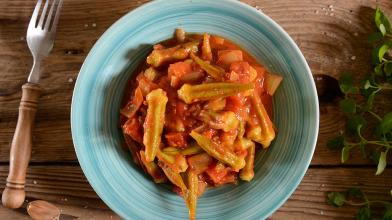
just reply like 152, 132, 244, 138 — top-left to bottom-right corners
2, 83, 41, 209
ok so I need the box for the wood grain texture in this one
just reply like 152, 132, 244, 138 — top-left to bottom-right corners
0, 166, 391, 219
3, 83, 41, 209
1, 0, 392, 219
1, 0, 391, 164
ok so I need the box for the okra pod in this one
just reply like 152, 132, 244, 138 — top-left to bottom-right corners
139, 150, 167, 183
181, 142, 204, 156
190, 53, 224, 80
178, 82, 254, 104
249, 91, 275, 148
143, 89, 168, 162
147, 41, 199, 67
239, 142, 255, 181
186, 170, 198, 220
158, 161, 187, 191
162, 147, 181, 155
157, 150, 188, 173
190, 131, 245, 171
201, 33, 212, 61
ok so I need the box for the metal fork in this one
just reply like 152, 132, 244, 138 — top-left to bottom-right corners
2, 0, 63, 209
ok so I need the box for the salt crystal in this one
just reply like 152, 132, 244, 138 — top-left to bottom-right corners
33, 180, 37, 184
20, 37, 25, 41
64, 198, 68, 201
315, 10, 319, 14
68, 78, 74, 83
348, 20, 352, 24
320, 211, 324, 215
329, 5, 333, 8
321, 184, 325, 187
322, 7, 326, 11
92, 23, 96, 27
331, 8, 334, 12
84, 24, 88, 28
351, 56, 356, 60
330, 13, 334, 16
354, 32, 358, 36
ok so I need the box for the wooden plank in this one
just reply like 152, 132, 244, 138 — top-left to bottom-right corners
0, 2, 391, 165
0, 166, 391, 219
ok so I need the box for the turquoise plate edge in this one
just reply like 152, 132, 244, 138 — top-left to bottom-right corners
71, 0, 320, 219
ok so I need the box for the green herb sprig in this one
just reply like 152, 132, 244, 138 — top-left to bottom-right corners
327, 188, 392, 219
327, 7, 392, 175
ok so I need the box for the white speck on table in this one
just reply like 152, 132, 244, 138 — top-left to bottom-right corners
92, 23, 96, 27
33, 180, 37, 184
68, 78, 74, 83
84, 24, 88, 28
351, 56, 356, 61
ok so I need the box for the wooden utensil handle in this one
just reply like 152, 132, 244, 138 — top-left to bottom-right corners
2, 83, 41, 209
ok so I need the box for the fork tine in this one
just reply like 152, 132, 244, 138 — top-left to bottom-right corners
37, 0, 49, 29
50, 0, 63, 33
28, 0, 42, 30
44, 0, 58, 30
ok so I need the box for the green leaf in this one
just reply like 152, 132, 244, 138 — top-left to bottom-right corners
376, 151, 387, 175
375, 7, 391, 35
340, 99, 357, 114
385, 209, 392, 220
378, 40, 392, 63
347, 115, 366, 135
327, 136, 345, 150
368, 32, 384, 43
346, 188, 364, 199
327, 192, 346, 207
341, 146, 350, 163
339, 74, 359, 94
385, 62, 392, 76
373, 44, 383, 64
364, 80, 372, 90
356, 207, 371, 220
377, 112, 392, 135
375, 64, 384, 76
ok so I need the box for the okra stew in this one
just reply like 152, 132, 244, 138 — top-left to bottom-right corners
120, 29, 282, 220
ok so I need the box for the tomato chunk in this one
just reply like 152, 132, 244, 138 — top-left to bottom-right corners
165, 132, 188, 148
123, 117, 143, 143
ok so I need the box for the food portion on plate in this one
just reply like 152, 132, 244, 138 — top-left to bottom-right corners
120, 28, 282, 220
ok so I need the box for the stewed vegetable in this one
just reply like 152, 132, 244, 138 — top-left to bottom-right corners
120, 28, 282, 220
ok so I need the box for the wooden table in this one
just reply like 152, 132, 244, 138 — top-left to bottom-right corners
1, 0, 391, 219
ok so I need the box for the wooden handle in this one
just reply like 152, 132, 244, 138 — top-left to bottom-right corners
2, 83, 41, 209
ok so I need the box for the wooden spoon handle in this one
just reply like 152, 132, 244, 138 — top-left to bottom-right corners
2, 83, 41, 209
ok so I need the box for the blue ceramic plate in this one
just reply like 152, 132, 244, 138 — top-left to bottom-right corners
71, 0, 319, 219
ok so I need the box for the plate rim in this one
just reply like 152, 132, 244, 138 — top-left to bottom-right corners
71, 0, 320, 219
